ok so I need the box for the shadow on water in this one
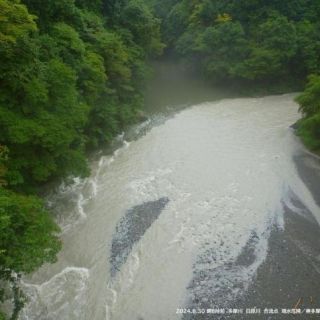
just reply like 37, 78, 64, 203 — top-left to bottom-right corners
143, 60, 237, 116
121, 60, 238, 146
110, 197, 169, 277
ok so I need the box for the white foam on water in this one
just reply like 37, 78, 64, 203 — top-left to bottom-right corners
23, 94, 319, 320
105, 250, 141, 320
103, 94, 308, 319
46, 137, 133, 234
20, 267, 89, 320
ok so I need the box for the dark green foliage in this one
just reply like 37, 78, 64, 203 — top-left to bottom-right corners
0, 0, 36, 44
1, 0, 319, 318
121, 0, 164, 55
234, 13, 297, 81
21, 0, 81, 31
198, 21, 248, 80
295, 75, 320, 150
0, 0, 163, 189
0, 0, 163, 318
150, 0, 320, 88
151, 0, 318, 148
0, 145, 61, 320
0, 146, 8, 187
76, 0, 102, 12
0, 188, 61, 274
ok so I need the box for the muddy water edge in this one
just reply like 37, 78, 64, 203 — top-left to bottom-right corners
18, 61, 320, 320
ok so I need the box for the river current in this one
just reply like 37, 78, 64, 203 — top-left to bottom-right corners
19, 64, 319, 320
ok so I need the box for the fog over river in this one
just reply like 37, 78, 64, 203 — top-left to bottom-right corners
20, 63, 320, 320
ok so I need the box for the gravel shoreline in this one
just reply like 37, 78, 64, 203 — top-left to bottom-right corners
232, 150, 320, 319
184, 148, 320, 319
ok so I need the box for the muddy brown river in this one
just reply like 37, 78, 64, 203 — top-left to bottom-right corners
20, 62, 320, 320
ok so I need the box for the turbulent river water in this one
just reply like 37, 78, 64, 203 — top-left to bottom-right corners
19, 63, 320, 320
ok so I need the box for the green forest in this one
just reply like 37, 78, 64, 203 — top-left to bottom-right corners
0, 0, 320, 318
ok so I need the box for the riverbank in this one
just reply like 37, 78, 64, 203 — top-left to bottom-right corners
237, 149, 320, 318
184, 145, 320, 319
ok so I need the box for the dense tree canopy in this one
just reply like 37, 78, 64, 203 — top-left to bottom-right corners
148, 0, 320, 89
0, 0, 163, 193
0, 0, 163, 318
295, 75, 320, 150
1, 0, 320, 318
146, 0, 320, 150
